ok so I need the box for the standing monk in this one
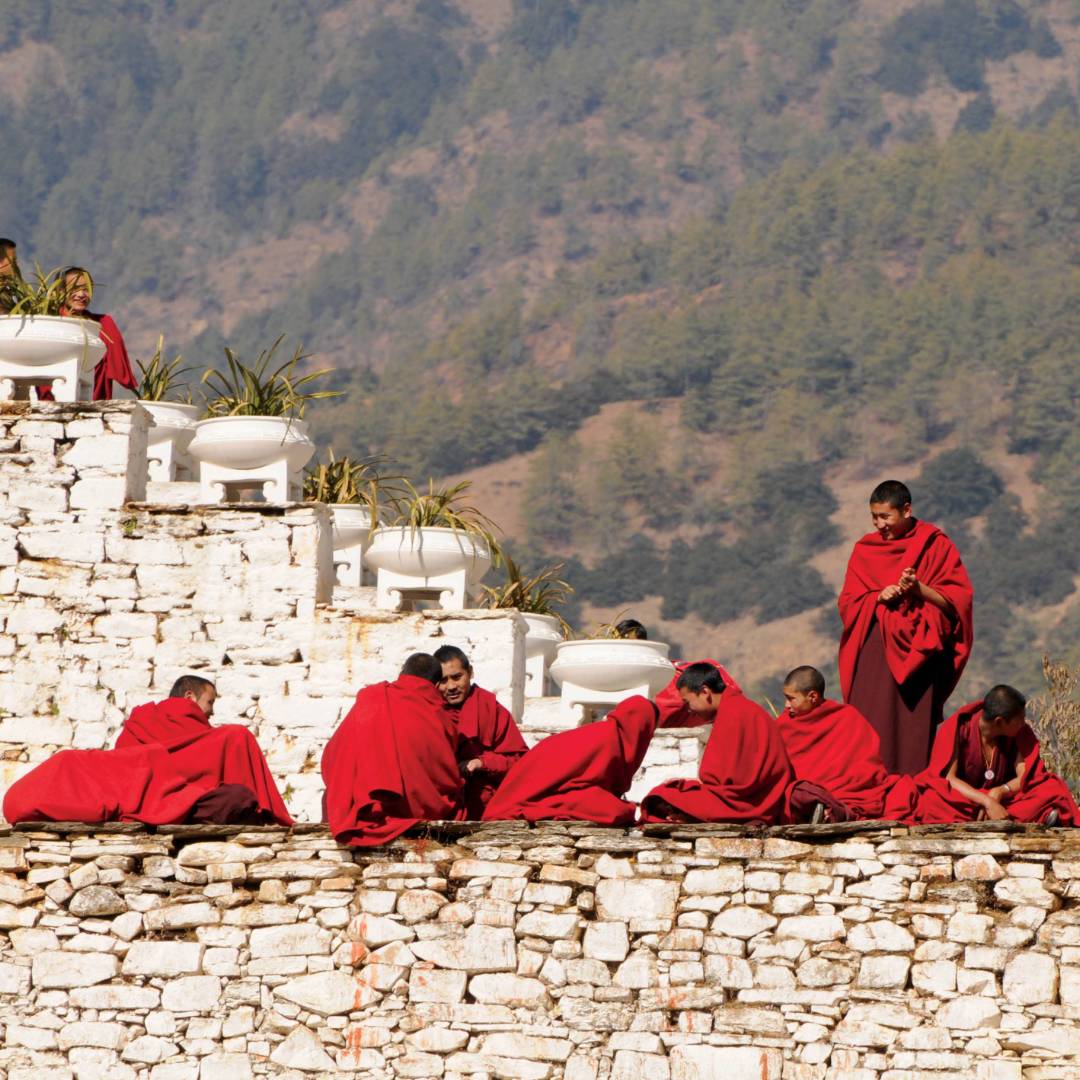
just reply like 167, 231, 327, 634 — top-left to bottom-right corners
778, 666, 916, 824
908, 685, 1078, 826
482, 696, 659, 825
839, 480, 973, 774
640, 663, 792, 825
116, 675, 292, 825
322, 653, 464, 846
434, 645, 528, 819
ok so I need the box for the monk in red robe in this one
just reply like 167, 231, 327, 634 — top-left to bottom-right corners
907, 685, 1078, 826
482, 696, 659, 825
116, 675, 292, 826
0, 237, 19, 315
839, 479, 974, 775
778, 666, 917, 824
641, 663, 793, 824
3, 745, 216, 826
37, 267, 137, 401
655, 659, 742, 728
434, 645, 528, 818
323, 653, 464, 846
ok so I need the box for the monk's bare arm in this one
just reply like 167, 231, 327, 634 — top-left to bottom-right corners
946, 759, 1008, 819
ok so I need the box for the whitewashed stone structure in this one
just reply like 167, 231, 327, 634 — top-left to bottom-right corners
0, 821, 1077, 1078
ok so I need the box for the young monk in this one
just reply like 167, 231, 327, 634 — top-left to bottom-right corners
778, 666, 917, 824
640, 663, 793, 824
58, 266, 137, 400
654, 658, 742, 727
323, 653, 464, 846
115, 675, 292, 825
908, 684, 1078, 826
482, 696, 659, 825
434, 645, 528, 818
0, 237, 20, 314
839, 480, 974, 774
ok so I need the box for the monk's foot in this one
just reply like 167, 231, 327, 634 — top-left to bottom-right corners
810, 802, 828, 825
1043, 809, 1061, 828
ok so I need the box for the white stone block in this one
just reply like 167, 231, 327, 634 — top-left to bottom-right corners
583, 921, 629, 962
1002, 952, 1058, 1005
269, 1025, 337, 1071
669, 1045, 783, 1080
160, 975, 222, 1012
848, 919, 915, 952
275, 971, 363, 1016
411, 925, 517, 972
122, 941, 204, 976
57, 1021, 129, 1050
70, 477, 128, 509
936, 995, 1002, 1030
249, 923, 332, 958
408, 966, 467, 1003
32, 951, 119, 988
469, 973, 551, 1007
596, 878, 679, 921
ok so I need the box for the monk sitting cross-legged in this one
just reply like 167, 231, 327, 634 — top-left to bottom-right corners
482, 695, 660, 825
434, 645, 528, 819
323, 653, 465, 846
116, 675, 292, 826
839, 479, 974, 775
640, 663, 793, 825
778, 666, 917, 824
906, 684, 1078, 826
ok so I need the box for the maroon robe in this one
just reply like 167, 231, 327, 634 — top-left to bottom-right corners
115, 698, 292, 826
322, 675, 464, 846
38, 311, 137, 401
640, 692, 793, 825
453, 685, 528, 818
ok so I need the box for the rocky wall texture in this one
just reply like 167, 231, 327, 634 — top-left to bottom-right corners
0, 403, 526, 823
0, 822, 1078, 1080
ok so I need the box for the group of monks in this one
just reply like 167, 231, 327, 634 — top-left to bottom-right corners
3, 478, 1077, 837
0, 238, 138, 400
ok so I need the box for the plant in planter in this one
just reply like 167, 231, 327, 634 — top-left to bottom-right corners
135, 337, 200, 483
0, 265, 105, 401
481, 556, 574, 698
303, 452, 405, 588
366, 479, 503, 610
187, 335, 341, 504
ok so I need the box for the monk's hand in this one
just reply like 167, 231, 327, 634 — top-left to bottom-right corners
986, 785, 1012, 804
983, 797, 1010, 821
878, 584, 903, 604
464, 758, 484, 774
898, 567, 918, 593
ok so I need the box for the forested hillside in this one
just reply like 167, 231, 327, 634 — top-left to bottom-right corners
3, 0, 1079, 702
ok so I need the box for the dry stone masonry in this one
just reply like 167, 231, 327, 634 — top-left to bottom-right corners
0, 822, 1078, 1078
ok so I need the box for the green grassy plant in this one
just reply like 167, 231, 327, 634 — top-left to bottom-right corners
480, 555, 573, 634
303, 451, 405, 519
382, 479, 502, 562
136, 336, 194, 402
1, 264, 75, 317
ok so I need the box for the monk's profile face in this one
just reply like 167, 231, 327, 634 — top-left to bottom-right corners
782, 685, 820, 716
188, 685, 217, 719
438, 658, 472, 707
981, 708, 1024, 741
678, 685, 718, 720
869, 501, 914, 541
64, 272, 92, 314
0, 246, 14, 277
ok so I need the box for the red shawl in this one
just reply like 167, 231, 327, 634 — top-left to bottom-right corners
641, 692, 793, 824
482, 696, 659, 825
777, 699, 916, 821
322, 675, 464, 846
838, 520, 973, 699
3, 746, 212, 825
907, 703, 1079, 825
655, 659, 742, 728
44, 310, 137, 401
454, 685, 528, 818
116, 698, 292, 826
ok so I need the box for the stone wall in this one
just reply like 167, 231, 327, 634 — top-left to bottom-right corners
0, 822, 1077, 1079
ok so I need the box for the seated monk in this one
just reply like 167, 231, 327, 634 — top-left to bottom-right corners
482, 696, 659, 825
640, 663, 792, 825
116, 675, 291, 825
434, 645, 528, 818
655, 658, 742, 728
323, 652, 464, 846
778, 666, 917, 824
3, 745, 226, 826
907, 684, 1078, 826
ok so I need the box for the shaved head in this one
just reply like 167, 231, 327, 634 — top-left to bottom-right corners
169, 674, 216, 699
400, 652, 443, 684
783, 666, 826, 696
869, 480, 912, 510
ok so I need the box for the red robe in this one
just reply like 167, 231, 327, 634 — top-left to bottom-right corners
38, 311, 137, 401
777, 699, 917, 822
839, 520, 974, 773
3, 745, 213, 826
907, 703, 1079, 825
453, 685, 528, 818
482, 696, 659, 825
116, 698, 292, 826
640, 692, 793, 824
655, 659, 742, 728
322, 675, 464, 846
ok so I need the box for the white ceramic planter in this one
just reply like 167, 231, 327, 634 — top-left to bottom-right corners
187, 416, 315, 503
139, 401, 200, 482
522, 613, 564, 699
365, 526, 492, 610
0, 315, 105, 402
549, 638, 672, 725
329, 503, 374, 588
